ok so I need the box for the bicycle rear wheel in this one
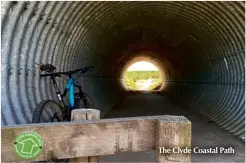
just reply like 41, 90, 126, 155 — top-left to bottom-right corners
32, 100, 64, 123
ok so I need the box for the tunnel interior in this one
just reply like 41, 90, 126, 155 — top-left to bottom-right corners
1, 1, 245, 140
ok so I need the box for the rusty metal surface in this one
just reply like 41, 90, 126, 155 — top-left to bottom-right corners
1, 1, 245, 140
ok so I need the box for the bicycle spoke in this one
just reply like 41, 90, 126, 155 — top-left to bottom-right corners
48, 112, 62, 122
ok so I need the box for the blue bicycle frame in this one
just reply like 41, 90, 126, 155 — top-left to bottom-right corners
50, 76, 77, 110
65, 78, 75, 109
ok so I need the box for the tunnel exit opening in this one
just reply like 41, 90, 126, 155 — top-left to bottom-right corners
121, 55, 167, 92
123, 61, 162, 91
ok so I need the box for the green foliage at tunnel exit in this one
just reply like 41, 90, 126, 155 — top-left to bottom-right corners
124, 71, 162, 91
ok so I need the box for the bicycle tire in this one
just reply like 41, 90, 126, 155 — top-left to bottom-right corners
75, 93, 93, 109
32, 100, 64, 123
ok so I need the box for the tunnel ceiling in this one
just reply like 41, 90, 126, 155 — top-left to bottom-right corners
1, 1, 245, 140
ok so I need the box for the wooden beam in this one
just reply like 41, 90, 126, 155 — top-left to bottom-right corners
156, 117, 191, 163
69, 109, 100, 163
1, 115, 190, 162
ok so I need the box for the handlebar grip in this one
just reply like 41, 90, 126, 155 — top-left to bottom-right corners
80, 67, 94, 74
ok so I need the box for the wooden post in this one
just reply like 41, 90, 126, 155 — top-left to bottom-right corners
69, 109, 100, 163
156, 117, 191, 163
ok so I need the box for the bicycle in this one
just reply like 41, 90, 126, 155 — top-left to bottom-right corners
32, 63, 94, 123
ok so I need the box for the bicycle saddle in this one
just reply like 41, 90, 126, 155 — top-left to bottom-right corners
40, 64, 56, 72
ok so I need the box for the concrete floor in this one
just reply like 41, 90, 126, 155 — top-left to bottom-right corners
101, 92, 245, 163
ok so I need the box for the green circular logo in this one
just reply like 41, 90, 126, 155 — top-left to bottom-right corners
14, 132, 43, 159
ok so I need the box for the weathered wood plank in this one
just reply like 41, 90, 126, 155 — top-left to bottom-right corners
156, 116, 191, 163
1, 115, 190, 162
69, 109, 100, 163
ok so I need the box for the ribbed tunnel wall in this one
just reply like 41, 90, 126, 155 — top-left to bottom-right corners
1, 1, 245, 140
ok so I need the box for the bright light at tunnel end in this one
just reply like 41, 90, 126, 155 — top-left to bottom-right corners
127, 61, 159, 71
123, 60, 164, 91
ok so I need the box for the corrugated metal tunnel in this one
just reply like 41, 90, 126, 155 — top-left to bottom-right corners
1, 1, 245, 140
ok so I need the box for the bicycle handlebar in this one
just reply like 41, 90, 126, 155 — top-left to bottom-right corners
40, 66, 94, 77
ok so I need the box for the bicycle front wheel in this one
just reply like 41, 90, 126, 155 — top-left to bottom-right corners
75, 93, 93, 109
32, 100, 64, 123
